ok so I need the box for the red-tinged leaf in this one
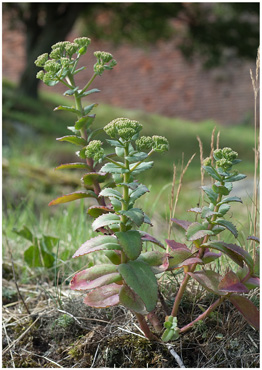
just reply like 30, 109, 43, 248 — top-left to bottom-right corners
57, 135, 87, 146
171, 218, 192, 231
70, 264, 117, 291
165, 239, 190, 251
138, 251, 169, 274
55, 162, 90, 170
119, 284, 147, 315
168, 248, 193, 270
247, 235, 260, 243
49, 190, 97, 206
178, 257, 203, 268
82, 172, 109, 186
202, 249, 222, 264
228, 294, 259, 330
244, 277, 260, 290
218, 271, 249, 293
72, 235, 121, 258
84, 283, 121, 308
87, 205, 113, 218
205, 241, 253, 270
140, 232, 165, 249
188, 270, 226, 295
71, 271, 121, 291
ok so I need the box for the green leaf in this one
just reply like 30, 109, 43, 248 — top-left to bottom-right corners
201, 206, 221, 219
56, 135, 86, 146
110, 198, 122, 211
92, 213, 120, 231
75, 114, 96, 130
218, 196, 242, 206
202, 166, 222, 181
100, 162, 129, 174
116, 230, 142, 260
119, 285, 147, 314
55, 162, 90, 171
106, 139, 124, 148
137, 251, 169, 274
218, 204, 230, 215
79, 88, 100, 97
215, 219, 238, 238
49, 191, 96, 206
131, 161, 154, 174
202, 186, 217, 204
186, 222, 214, 241
54, 105, 80, 115
24, 244, 55, 269
224, 174, 246, 182
212, 184, 230, 196
188, 270, 225, 295
118, 260, 158, 312
72, 235, 121, 258
126, 152, 148, 163
140, 232, 165, 249
84, 103, 98, 115
63, 86, 79, 96
104, 250, 122, 265
228, 295, 259, 330
84, 283, 121, 308
171, 218, 192, 231
130, 184, 149, 203
120, 208, 144, 227
99, 188, 122, 200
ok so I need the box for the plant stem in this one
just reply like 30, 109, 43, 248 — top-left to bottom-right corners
135, 313, 159, 341
179, 296, 226, 334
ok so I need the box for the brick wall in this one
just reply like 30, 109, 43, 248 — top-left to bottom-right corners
3, 18, 256, 125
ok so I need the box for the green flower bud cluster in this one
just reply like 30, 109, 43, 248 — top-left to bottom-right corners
135, 135, 169, 153
85, 140, 104, 162
203, 157, 212, 166
104, 118, 142, 141
35, 37, 92, 85
213, 147, 238, 170
94, 51, 117, 76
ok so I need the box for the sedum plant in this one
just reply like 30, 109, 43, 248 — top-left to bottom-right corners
35, 38, 259, 342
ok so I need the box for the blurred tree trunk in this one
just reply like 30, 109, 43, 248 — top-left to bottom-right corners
17, 3, 81, 98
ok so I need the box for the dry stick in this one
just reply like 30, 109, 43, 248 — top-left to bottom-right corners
210, 127, 216, 184
22, 349, 63, 368
166, 344, 186, 368
2, 321, 15, 368
166, 153, 196, 253
216, 131, 220, 150
167, 164, 177, 240
4, 234, 31, 315
197, 136, 204, 207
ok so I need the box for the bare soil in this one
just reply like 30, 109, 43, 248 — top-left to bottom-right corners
2, 278, 259, 368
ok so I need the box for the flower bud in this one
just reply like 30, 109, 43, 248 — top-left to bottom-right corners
36, 70, 45, 80
104, 118, 142, 141
136, 136, 154, 151
85, 140, 104, 162
34, 53, 48, 67
152, 136, 169, 152
203, 157, 212, 166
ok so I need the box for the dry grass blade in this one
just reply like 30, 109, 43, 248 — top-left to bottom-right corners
168, 163, 177, 239
210, 126, 216, 168
3, 321, 15, 368
21, 349, 63, 368
250, 46, 260, 256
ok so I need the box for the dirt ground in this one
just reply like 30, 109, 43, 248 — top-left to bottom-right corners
2, 277, 259, 368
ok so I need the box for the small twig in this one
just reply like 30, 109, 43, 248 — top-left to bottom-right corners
91, 343, 100, 368
166, 344, 186, 368
118, 326, 146, 339
57, 309, 82, 326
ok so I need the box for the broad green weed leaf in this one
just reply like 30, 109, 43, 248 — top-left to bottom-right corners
202, 166, 222, 181
119, 284, 147, 314
215, 219, 238, 238
99, 188, 122, 200
202, 186, 217, 204
92, 213, 120, 231
56, 135, 86, 146
54, 105, 80, 115
71, 268, 121, 290
75, 114, 95, 130
82, 172, 109, 187
120, 208, 144, 227
87, 205, 112, 218
13, 225, 34, 243
55, 162, 90, 170
171, 218, 192, 231
186, 222, 214, 241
